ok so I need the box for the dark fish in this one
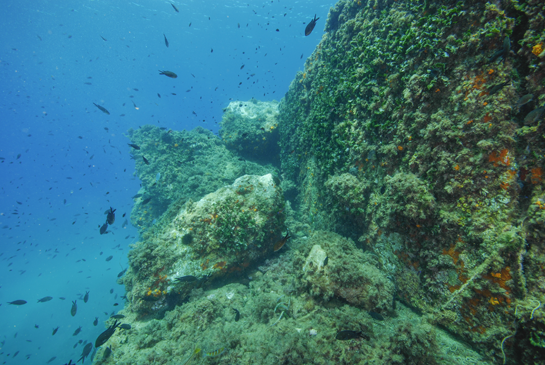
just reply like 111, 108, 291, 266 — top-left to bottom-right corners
117, 268, 127, 277
127, 143, 140, 150
71, 300, 77, 316
368, 311, 384, 321
487, 49, 504, 63
176, 275, 198, 282
93, 317, 98, 326
503, 36, 510, 58
105, 255, 113, 262
305, 14, 319, 36
95, 320, 120, 347
52, 326, 59, 335
84, 291, 90, 303
110, 288, 114, 294
103, 346, 112, 360
158, 70, 177, 78
171, 3, 179, 12
323, 256, 328, 267
142, 295, 162, 302
8, 300, 27, 305
79, 342, 93, 363
142, 197, 152, 205
233, 308, 240, 322
100, 35, 107, 41
487, 81, 509, 96
143, 156, 150, 165
515, 94, 533, 109
100, 222, 108, 235
110, 314, 125, 319
336, 330, 369, 341
106, 207, 116, 225
119, 324, 131, 330
38, 296, 53, 303
524, 106, 545, 125
35, 324, 39, 328
73, 326, 82, 336
163, 33, 169, 47
92, 103, 110, 115
273, 232, 291, 252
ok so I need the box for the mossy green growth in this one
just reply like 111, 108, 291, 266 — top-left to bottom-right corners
127, 125, 278, 234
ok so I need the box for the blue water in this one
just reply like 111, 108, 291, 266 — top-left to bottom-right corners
0, 0, 334, 363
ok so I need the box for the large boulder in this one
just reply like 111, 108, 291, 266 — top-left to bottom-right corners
302, 231, 394, 313
124, 173, 286, 316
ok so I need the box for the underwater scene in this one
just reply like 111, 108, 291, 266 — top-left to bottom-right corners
1, 0, 545, 364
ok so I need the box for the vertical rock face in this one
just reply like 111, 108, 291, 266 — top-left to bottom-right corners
124, 173, 286, 316
278, 0, 545, 362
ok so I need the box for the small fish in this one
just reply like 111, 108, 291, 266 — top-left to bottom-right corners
100, 222, 108, 235
171, 3, 179, 12
113, 303, 119, 306
35, 324, 39, 328
110, 314, 125, 319
72, 326, 82, 336
71, 300, 77, 316
102, 346, 112, 360
38, 296, 53, 303
515, 94, 533, 109
233, 308, 240, 322
95, 320, 120, 347
105, 255, 113, 262
273, 232, 291, 252
305, 14, 319, 36
52, 327, 59, 335
524, 106, 545, 125
143, 156, 150, 165
117, 268, 127, 277
323, 256, 328, 267
163, 33, 169, 48
93, 103, 110, 115
79, 342, 93, 363
158, 70, 177, 78
119, 323, 131, 330
487, 80, 509, 96
336, 330, 369, 341
487, 49, 504, 64
106, 207, 116, 225
368, 311, 384, 321
142, 197, 152, 204
84, 291, 90, 303
47, 357, 57, 364
176, 275, 198, 282
205, 347, 225, 358
100, 35, 107, 41
8, 300, 27, 305
127, 143, 140, 150
93, 317, 98, 326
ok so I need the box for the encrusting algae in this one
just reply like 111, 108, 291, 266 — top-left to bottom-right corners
99, 0, 545, 364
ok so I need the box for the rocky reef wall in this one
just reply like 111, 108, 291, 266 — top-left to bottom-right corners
278, 0, 545, 362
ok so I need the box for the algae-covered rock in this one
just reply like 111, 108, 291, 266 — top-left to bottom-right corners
124, 173, 286, 316
302, 231, 394, 313
126, 125, 277, 233
219, 99, 280, 162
